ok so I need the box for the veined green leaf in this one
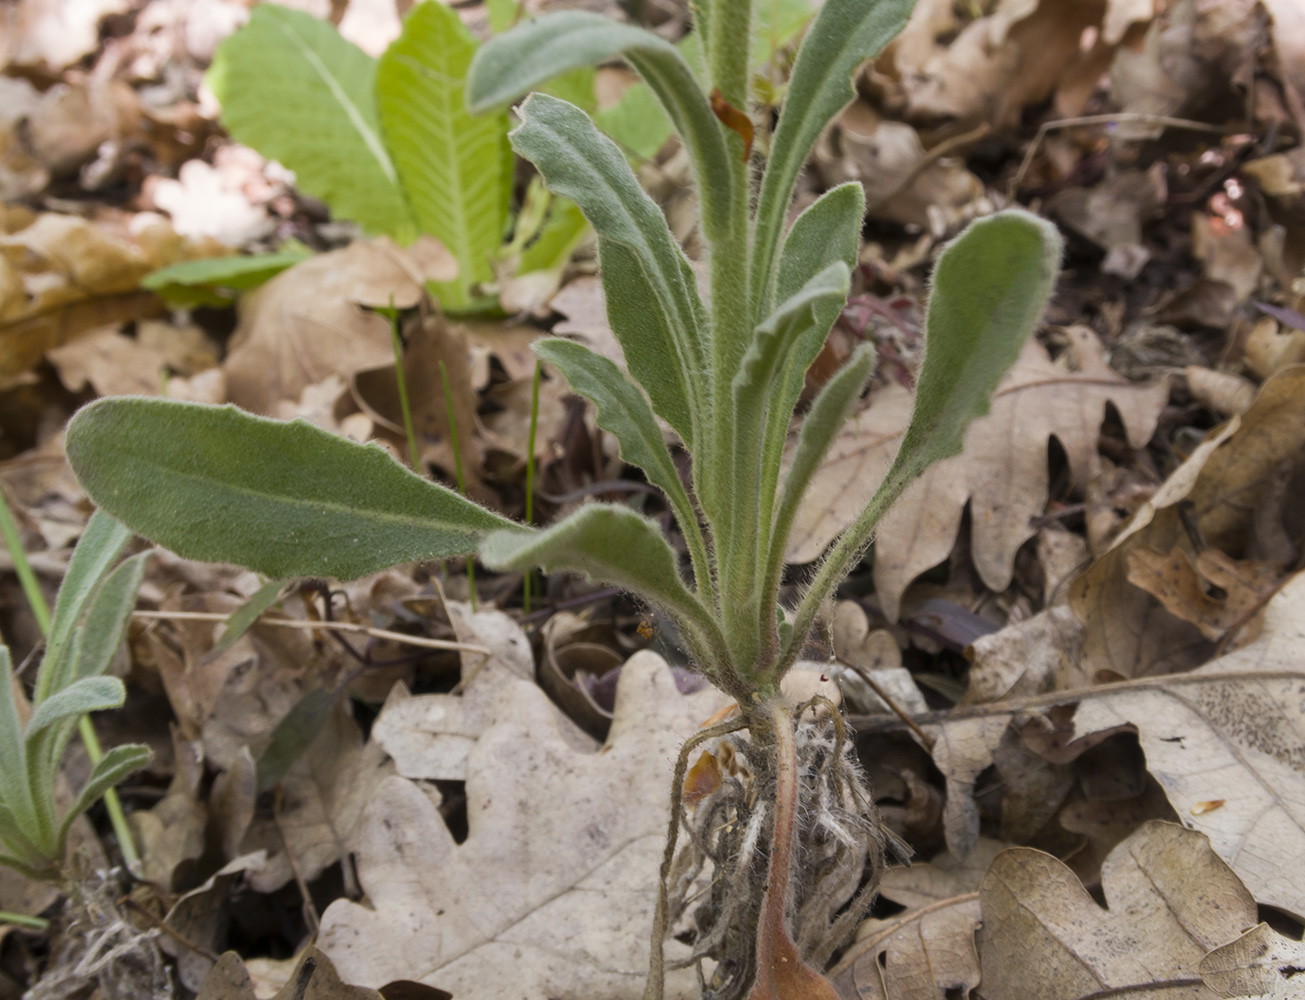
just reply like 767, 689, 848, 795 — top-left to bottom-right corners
467, 12, 734, 241
481, 505, 715, 642
531, 339, 710, 590
142, 244, 313, 308
255, 688, 340, 793
65, 398, 516, 581
510, 94, 707, 448
74, 550, 151, 684
377, 2, 512, 310
207, 5, 415, 240
36, 510, 131, 703
26, 678, 125, 737
763, 343, 875, 605
751, 0, 914, 318
782, 210, 1063, 673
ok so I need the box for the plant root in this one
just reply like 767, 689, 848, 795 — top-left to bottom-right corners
658, 697, 904, 1000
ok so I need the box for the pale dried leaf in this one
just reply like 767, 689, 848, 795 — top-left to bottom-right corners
318, 653, 723, 998
792, 329, 1167, 620
928, 716, 1008, 860
1200, 923, 1305, 1000
1073, 570, 1305, 920
197, 945, 380, 1000
965, 605, 1084, 703
978, 821, 1256, 1000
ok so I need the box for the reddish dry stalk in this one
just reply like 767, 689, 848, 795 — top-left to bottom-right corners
745, 699, 840, 1000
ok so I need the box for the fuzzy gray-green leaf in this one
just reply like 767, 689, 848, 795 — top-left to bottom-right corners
752, 0, 914, 316
0, 651, 38, 847
73, 550, 151, 684
207, 5, 414, 240
57, 743, 151, 858
511, 94, 706, 447
65, 398, 516, 581
209, 579, 287, 661
467, 12, 732, 240
481, 505, 708, 633
26, 678, 125, 737
36, 510, 131, 703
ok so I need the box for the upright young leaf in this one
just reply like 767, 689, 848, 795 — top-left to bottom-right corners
467, 12, 734, 240
72, 550, 151, 684
782, 210, 1063, 672
376, 3, 511, 309
751, 0, 915, 317
207, 5, 415, 240
0, 651, 40, 847
510, 94, 707, 448
65, 399, 517, 581
36, 510, 131, 703
56, 744, 151, 858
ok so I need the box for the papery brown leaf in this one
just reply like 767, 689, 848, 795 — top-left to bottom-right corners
198, 946, 382, 1000
791, 328, 1166, 620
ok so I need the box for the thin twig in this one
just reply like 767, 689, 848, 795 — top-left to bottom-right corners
119, 897, 218, 963
840, 661, 935, 750
846, 666, 1305, 733
131, 610, 490, 655
274, 786, 319, 938
1009, 113, 1235, 193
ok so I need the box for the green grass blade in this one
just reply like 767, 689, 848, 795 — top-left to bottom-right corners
65, 398, 517, 581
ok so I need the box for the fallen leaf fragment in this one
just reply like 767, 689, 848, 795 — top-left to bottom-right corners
1200, 923, 1305, 1000
1072, 570, 1305, 919
318, 653, 724, 998
792, 329, 1167, 620
978, 821, 1257, 1000
198, 945, 381, 1000
1125, 547, 1285, 641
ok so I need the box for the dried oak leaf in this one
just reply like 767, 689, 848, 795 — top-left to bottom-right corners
318, 653, 723, 999
790, 328, 1167, 621
198, 946, 381, 1000
1072, 569, 1305, 920
828, 840, 1009, 1000
1070, 365, 1305, 682
1200, 922, 1305, 1000
978, 821, 1257, 1000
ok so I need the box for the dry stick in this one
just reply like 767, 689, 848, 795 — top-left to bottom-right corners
840, 661, 935, 750
644, 715, 749, 1000
130, 610, 490, 656
1009, 112, 1234, 193
846, 666, 1305, 734
274, 785, 320, 938
119, 897, 220, 963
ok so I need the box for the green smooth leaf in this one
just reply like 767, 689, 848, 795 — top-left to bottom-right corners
752, 0, 817, 67
467, 12, 734, 241
517, 196, 590, 276
481, 505, 712, 638
207, 5, 415, 240
592, 81, 672, 162
510, 94, 707, 448
37, 510, 131, 703
56, 743, 151, 860
65, 398, 517, 581
751, 0, 914, 317
26, 677, 125, 737
0, 651, 38, 848
208, 579, 286, 661
142, 245, 313, 308
255, 687, 340, 793
73, 550, 151, 684
376, 2, 511, 310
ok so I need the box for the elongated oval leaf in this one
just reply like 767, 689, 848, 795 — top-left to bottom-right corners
208, 578, 287, 661
377, 2, 510, 309
26, 677, 125, 737
36, 509, 131, 703
207, 5, 415, 240
0, 650, 39, 846
74, 550, 151, 684
511, 94, 707, 447
65, 398, 516, 581
57, 743, 152, 858
751, 0, 914, 317
467, 12, 733, 240
481, 505, 712, 638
